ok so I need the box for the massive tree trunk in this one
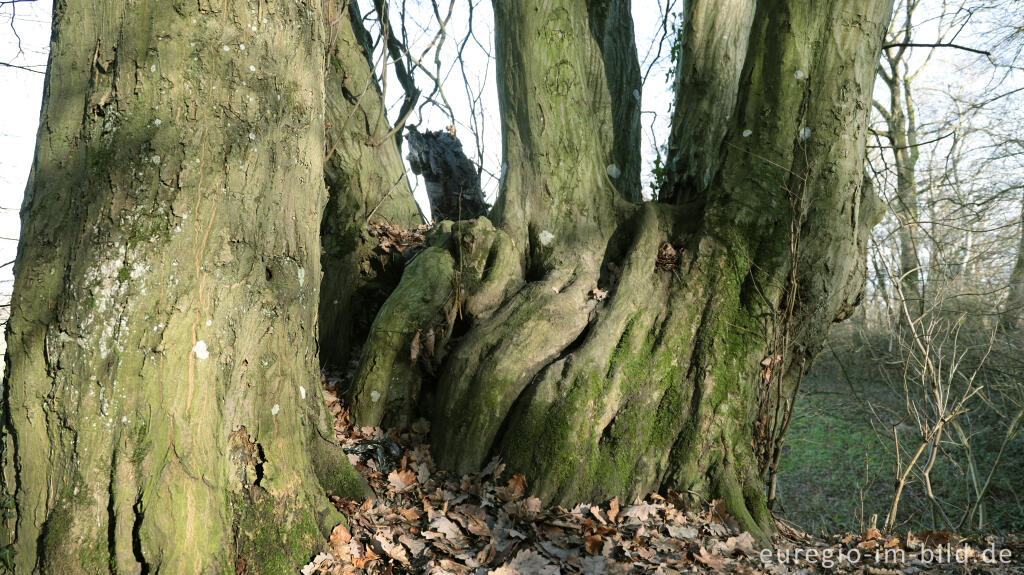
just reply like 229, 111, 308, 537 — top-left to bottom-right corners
345, 0, 891, 542
0, 1, 368, 572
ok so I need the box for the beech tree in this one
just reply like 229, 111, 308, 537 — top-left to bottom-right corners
1, 0, 893, 571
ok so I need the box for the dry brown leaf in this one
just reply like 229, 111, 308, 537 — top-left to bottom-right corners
920, 529, 951, 547
330, 523, 351, 545
666, 524, 698, 539
695, 546, 725, 572
620, 502, 658, 522
388, 468, 417, 492
707, 522, 729, 537
585, 534, 605, 555
607, 497, 620, 523
508, 548, 559, 574
720, 532, 757, 557
507, 473, 526, 496
398, 507, 422, 522
351, 548, 379, 569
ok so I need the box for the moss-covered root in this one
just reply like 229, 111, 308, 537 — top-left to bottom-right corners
308, 432, 375, 502
347, 218, 521, 428
232, 491, 331, 575
714, 461, 773, 545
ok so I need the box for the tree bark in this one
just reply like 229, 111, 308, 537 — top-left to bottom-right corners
319, 0, 424, 369
1001, 193, 1024, 332
1, 1, 366, 572
346, 0, 891, 542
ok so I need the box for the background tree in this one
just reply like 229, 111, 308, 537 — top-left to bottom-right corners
783, 0, 1024, 533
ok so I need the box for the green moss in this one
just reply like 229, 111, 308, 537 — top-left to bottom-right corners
231, 493, 321, 575
37, 475, 111, 574
130, 420, 151, 466
308, 435, 372, 502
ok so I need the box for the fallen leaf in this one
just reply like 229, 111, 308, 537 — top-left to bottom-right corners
585, 534, 605, 555
330, 523, 351, 544
398, 507, 422, 522
695, 546, 725, 571
720, 532, 756, 556
607, 497, 620, 523
508, 548, 559, 574
299, 553, 334, 575
620, 502, 659, 522
388, 468, 417, 492
666, 524, 698, 539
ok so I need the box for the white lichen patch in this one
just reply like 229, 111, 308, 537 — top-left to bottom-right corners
742, 129, 752, 138
794, 69, 806, 80
192, 340, 209, 360
299, 386, 306, 399
799, 127, 812, 141
271, 404, 280, 416
205, 319, 212, 326
297, 267, 305, 287
539, 230, 555, 246
370, 390, 381, 403
606, 164, 621, 179
248, 132, 256, 140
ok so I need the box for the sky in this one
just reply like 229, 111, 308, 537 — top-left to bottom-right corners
3, 1, 1016, 298
0, 0, 49, 298
0, 0, 675, 295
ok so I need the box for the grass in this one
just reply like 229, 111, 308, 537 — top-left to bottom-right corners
775, 327, 1024, 536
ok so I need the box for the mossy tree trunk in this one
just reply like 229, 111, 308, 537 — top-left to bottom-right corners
319, 0, 423, 369
346, 0, 891, 542
1, 0, 368, 572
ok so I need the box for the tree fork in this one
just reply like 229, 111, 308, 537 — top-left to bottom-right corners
347, 0, 892, 542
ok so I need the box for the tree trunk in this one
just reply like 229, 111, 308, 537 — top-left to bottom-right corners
1002, 193, 1024, 332
319, 0, 424, 369
1, 1, 367, 572
346, 0, 891, 542
875, 10, 925, 320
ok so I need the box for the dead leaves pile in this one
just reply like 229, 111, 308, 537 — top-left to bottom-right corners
309, 387, 766, 575
368, 221, 430, 257
311, 382, 1023, 575
655, 242, 679, 272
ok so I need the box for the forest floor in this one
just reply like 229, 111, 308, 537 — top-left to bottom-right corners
299, 373, 1024, 575
775, 335, 1024, 536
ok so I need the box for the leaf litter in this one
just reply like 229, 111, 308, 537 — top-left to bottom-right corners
304, 377, 1024, 575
